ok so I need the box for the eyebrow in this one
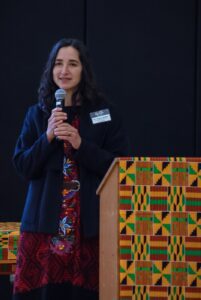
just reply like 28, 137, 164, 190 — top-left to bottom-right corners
69, 59, 79, 63
55, 58, 79, 63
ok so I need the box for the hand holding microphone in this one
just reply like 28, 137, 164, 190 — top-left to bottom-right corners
54, 121, 81, 149
46, 89, 67, 142
46, 89, 82, 149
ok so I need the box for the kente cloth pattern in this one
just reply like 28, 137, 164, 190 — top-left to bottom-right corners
119, 157, 201, 300
13, 109, 99, 294
0, 222, 20, 260
0, 222, 20, 275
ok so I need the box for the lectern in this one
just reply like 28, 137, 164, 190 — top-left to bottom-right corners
97, 157, 201, 300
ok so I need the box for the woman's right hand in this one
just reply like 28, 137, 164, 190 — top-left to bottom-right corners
46, 107, 67, 142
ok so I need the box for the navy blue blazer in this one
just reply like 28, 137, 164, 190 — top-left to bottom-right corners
13, 101, 130, 237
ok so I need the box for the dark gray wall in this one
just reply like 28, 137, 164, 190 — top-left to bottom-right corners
87, 0, 197, 156
196, 0, 201, 154
0, 0, 200, 298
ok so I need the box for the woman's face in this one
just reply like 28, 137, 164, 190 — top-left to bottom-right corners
53, 46, 82, 93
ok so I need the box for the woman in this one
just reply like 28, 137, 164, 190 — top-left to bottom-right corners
13, 38, 130, 300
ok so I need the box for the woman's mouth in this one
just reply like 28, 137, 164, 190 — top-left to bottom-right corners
60, 78, 71, 82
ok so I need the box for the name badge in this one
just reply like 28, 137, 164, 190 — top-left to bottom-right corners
90, 109, 111, 124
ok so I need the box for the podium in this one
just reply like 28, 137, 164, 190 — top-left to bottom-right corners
97, 157, 201, 300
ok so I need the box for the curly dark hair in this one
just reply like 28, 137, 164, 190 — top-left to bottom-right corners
38, 38, 103, 112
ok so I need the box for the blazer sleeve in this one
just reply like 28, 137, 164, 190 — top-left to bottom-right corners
13, 106, 58, 180
73, 105, 130, 178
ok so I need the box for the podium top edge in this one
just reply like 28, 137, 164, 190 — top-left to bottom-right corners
116, 157, 201, 162
96, 158, 119, 195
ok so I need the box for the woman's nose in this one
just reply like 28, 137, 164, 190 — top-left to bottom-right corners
61, 64, 69, 74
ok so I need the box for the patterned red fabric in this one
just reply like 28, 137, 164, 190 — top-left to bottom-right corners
13, 108, 99, 294
13, 232, 98, 293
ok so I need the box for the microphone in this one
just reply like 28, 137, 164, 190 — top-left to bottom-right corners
55, 88, 66, 109
54, 89, 66, 141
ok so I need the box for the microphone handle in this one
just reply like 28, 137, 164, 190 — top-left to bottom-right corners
55, 99, 64, 141
56, 99, 64, 110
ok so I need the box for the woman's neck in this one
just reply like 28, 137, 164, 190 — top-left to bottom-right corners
64, 91, 72, 106
64, 89, 81, 106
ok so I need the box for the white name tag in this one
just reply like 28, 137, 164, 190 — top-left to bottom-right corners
90, 109, 111, 124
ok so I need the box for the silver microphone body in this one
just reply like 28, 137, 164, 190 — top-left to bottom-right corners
55, 88, 66, 109
54, 89, 66, 141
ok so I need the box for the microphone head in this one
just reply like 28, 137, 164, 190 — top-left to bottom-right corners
55, 88, 66, 108
55, 88, 66, 100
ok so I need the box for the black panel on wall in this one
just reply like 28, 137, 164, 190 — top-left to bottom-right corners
0, 0, 85, 223
86, 0, 196, 157
196, 0, 201, 155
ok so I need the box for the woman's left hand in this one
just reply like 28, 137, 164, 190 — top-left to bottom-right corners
54, 123, 81, 149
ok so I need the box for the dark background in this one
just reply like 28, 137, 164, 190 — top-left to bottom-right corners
1, 0, 200, 298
